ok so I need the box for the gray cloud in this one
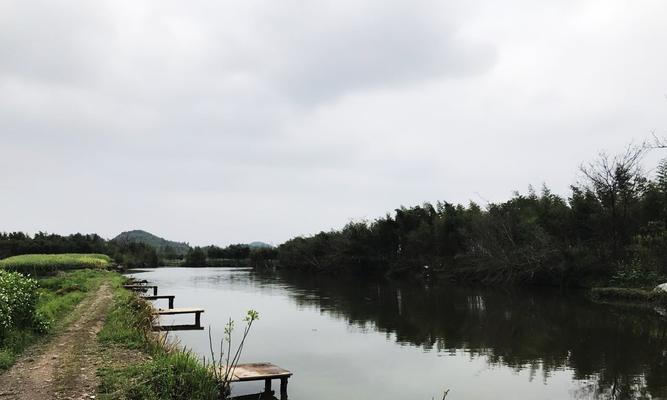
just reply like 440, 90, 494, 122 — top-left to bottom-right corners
1, 0, 667, 246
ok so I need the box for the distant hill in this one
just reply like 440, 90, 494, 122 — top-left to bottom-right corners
112, 230, 191, 256
248, 241, 273, 249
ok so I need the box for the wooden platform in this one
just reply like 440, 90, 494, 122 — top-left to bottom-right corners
154, 307, 203, 315
122, 284, 158, 295
221, 363, 292, 399
142, 295, 175, 309
153, 307, 204, 329
152, 324, 204, 331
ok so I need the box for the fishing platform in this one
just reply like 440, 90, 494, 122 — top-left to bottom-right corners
153, 307, 205, 331
142, 294, 175, 309
122, 284, 158, 296
222, 362, 292, 400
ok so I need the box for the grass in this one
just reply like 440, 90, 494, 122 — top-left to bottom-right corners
0, 269, 122, 370
0, 253, 112, 275
590, 287, 667, 304
97, 282, 220, 400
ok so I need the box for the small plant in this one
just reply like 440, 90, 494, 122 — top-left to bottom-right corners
206, 310, 259, 397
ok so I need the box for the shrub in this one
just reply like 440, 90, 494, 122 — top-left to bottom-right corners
0, 270, 42, 340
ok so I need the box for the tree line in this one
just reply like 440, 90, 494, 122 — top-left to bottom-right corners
0, 232, 159, 268
183, 244, 278, 267
274, 144, 667, 286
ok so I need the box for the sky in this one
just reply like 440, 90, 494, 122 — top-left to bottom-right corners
1, 0, 667, 246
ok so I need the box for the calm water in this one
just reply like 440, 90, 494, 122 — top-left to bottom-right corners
129, 267, 667, 400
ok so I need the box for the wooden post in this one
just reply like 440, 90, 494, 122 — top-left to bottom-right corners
153, 286, 158, 296
264, 378, 272, 392
195, 311, 201, 327
168, 297, 174, 309
280, 377, 288, 399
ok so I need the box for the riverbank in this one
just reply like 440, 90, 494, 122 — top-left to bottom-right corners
97, 279, 219, 399
590, 286, 667, 305
0, 269, 221, 399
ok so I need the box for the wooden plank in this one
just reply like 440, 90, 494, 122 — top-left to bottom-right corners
152, 324, 205, 331
154, 307, 204, 315
123, 285, 158, 295
123, 284, 157, 289
142, 295, 175, 300
221, 363, 292, 382
142, 295, 175, 309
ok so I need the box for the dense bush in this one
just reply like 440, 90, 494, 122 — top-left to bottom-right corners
0, 271, 42, 340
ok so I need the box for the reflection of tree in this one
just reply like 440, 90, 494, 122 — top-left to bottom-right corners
572, 374, 653, 400
254, 272, 667, 399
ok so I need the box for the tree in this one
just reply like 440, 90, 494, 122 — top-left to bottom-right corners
184, 247, 207, 267
578, 144, 648, 255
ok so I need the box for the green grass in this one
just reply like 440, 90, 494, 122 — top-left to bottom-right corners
98, 351, 219, 400
98, 285, 220, 399
0, 269, 122, 370
0, 253, 112, 275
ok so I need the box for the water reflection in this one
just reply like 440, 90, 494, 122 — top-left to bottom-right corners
132, 268, 667, 400
255, 271, 667, 399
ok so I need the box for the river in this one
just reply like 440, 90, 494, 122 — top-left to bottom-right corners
129, 267, 667, 400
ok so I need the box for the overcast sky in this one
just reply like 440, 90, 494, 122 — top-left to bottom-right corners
1, 1, 667, 246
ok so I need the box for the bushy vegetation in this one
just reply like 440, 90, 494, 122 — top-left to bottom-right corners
0, 271, 43, 339
0, 253, 111, 275
0, 232, 160, 268
276, 146, 667, 286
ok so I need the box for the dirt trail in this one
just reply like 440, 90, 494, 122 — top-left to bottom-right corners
0, 283, 113, 400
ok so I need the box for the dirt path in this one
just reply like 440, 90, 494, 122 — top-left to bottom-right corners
0, 283, 113, 400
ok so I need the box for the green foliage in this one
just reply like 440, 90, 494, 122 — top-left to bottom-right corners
205, 244, 250, 259
108, 242, 159, 268
182, 246, 207, 267
277, 154, 667, 286
98, 351, 219, 400
98, 288, 156, 351
0, 253, 111, 275
0, 271, 41, 337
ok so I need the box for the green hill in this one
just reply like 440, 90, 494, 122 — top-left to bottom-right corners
112, 230, 190, 256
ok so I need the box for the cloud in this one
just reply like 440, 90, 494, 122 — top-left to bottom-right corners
0, 0, 666, 245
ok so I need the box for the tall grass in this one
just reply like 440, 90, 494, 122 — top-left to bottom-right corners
98, 289, 220, 399
0, 253, 112, 275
